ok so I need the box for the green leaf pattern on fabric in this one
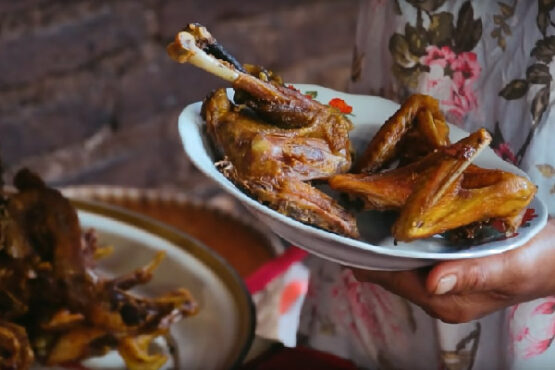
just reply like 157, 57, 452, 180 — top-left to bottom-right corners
537, 164, 555, 178
491, 1, 517, 50
497, 3, 554, 162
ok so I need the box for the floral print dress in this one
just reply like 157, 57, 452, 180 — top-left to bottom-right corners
299, 1, 555, 369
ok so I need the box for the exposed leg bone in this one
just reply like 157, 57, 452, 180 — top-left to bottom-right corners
168, 23, 354, 143
167, 28, 240, 82
181, 23, 246, 72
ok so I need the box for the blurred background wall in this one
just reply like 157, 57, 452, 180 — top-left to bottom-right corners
0, 0, 358, 196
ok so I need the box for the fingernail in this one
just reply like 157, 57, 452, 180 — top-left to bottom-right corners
435, 274, 457, 295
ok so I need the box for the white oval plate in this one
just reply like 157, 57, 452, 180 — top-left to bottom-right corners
42, 200, 255, 369
178, 84, 548, 271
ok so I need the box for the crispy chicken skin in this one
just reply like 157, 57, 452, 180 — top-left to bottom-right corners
354, 94, 450, 173
329, 130, 487, 211
390, 129, 535, 241
202, 89, 358, 237
202, 89, 352, 181
393, 162, 536, 241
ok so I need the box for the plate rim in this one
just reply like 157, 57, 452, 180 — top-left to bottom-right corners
61, 184, 286, 258
72, 198, 256, 369
178, 84, 548, 262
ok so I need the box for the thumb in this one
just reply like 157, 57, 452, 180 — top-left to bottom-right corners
426, 254, 508, 295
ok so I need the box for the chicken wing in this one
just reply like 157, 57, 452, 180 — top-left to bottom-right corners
330, 92, 537, 242
392, 132, 536, 241
354, 94, 449, 172
329, 130, 487, 211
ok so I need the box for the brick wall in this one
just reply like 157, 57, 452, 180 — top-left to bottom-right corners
0, 0, 359, 195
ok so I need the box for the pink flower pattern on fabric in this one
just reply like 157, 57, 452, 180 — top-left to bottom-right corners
509, 297, 555, 359
421, 45, 456, 68
418, 46, 481, 124
328, 269, 415, 360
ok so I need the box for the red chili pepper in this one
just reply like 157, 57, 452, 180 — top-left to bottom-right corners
491, 219, 507, 233
287, 84, 300, 91
328, 98, 353, 114
521, 208, 537, 225
287, 85, 315, 99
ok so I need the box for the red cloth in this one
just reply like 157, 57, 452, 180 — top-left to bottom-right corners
241, 346, 358, 370
245, 246, 308, 294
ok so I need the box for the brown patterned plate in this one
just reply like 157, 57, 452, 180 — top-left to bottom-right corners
60, 186, 283, 278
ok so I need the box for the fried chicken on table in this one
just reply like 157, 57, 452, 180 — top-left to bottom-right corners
0, 169, 197, 369
168, 24, 358, 237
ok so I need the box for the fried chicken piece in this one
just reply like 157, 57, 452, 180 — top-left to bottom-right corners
168, 24, 358, 237
205, 89, 358, 237
220, 160, 358, 237
331, 92, 536, 242
119, 334, 168, 370
329, 132, 484, 211
330, 152, 440, 211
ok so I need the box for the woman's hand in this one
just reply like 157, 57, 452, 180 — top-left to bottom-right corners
353, 219, 555, 323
